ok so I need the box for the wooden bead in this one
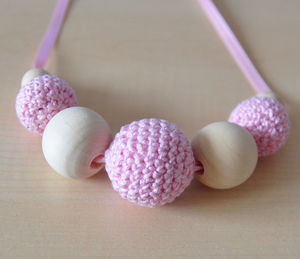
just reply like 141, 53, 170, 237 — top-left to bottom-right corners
42, 107, 112, 178
21, 68, 49, 86
256, 91, 278, 100
192, 121, 258, 189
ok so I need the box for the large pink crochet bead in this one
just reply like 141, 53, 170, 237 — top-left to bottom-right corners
16, 74, 78, 135
104, 118, 195, 207
229, 96, 290, 157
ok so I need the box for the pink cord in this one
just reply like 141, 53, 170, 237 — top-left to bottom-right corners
33, 0, 71, 68
197, 0, 272, 94
33, 0, 272, 94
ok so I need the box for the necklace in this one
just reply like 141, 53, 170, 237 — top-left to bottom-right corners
15, 0, 290, 207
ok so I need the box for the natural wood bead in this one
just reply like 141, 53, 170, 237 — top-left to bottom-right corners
42, 107, 112, 178
21, 68, 49, 86
192, 121, 258, 189
256, 91, 278, 100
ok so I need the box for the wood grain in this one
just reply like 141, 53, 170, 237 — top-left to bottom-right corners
1, 0, 300, 258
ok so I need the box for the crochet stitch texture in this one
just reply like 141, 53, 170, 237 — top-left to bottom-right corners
229, 96, 290, 156
15, 74, 78, 135
105, 118, 195, 207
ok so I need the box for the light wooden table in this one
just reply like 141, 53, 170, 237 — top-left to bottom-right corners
1, 0, 300, 258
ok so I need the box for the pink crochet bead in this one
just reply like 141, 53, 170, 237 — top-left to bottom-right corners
229, 96, 290, 157
104, 118, 195, 207
16, 74, 78, 135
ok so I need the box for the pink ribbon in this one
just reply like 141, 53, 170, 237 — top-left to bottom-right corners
33, 0, 70, 68
197, 0, 272, 93
33, 0, 272, 94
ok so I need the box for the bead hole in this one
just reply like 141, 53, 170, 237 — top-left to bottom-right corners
90, 154, 104, 170
195, 160, 204, 175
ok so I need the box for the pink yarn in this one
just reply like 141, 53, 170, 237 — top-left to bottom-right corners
16, 74, 78, 135
104, 118, 195, 207
229, 96, 290, 157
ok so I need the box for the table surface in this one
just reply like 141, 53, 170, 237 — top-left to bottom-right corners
1, 0, 300, 258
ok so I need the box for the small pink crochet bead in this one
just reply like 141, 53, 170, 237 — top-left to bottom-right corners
229, 96, 290, 156
104, 118, 195, 207
15, 74, 78, 135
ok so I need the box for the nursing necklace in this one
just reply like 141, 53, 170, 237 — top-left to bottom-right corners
15, 0, 290, 207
